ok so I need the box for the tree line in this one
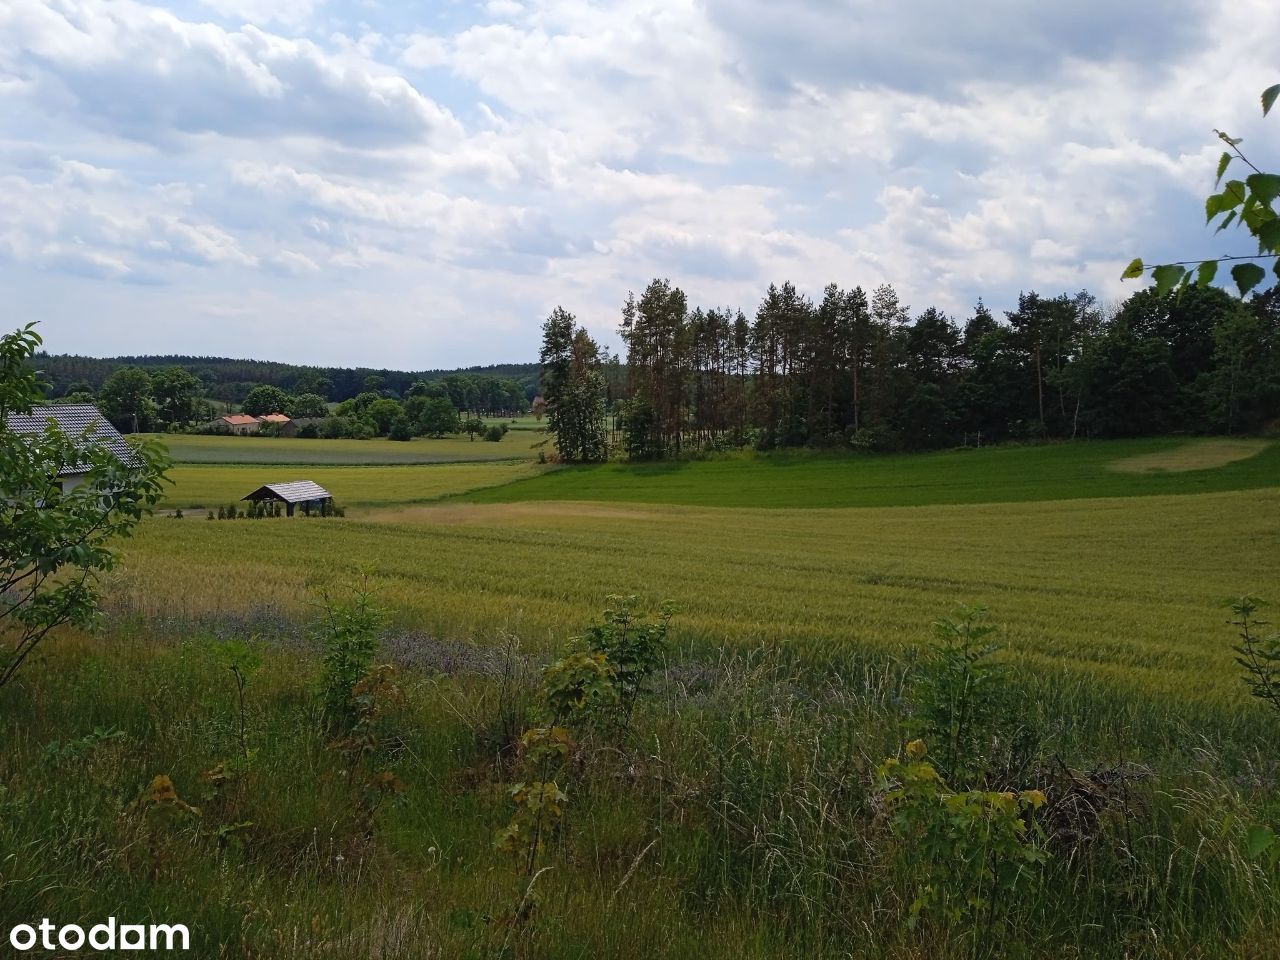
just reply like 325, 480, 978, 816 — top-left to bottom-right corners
33, 352, 540, 408
54, 364, 531, 437
541, 279, 1280, 462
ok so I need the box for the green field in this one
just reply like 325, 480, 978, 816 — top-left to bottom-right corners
10, 436, 1280, 959
467, 437, 1280, 509
161, 461, 553, 509
142, 429, 544, 465
122, 438, 1279, 715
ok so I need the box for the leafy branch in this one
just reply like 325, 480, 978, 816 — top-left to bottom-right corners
1125, 83, 1280, 299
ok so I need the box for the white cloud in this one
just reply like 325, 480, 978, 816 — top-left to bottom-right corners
0, 0, 1274, 365
0, 0, 460, 148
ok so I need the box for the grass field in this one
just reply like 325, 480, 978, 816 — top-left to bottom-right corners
8, 436, 1280, 959
161, 461, 554, 509
141, 430, 544, 465
123, 441, 1280, 717
466, 437, 1280, 509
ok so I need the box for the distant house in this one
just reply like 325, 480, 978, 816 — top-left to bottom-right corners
242, 480, 334, 517
257, 412, 292, 435
220, 414, 261, 435
4, 404, 134, 494
277, 417, 324, 438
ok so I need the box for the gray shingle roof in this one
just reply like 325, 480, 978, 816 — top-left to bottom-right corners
242, 480, 333, 504
3, 404, 134, 472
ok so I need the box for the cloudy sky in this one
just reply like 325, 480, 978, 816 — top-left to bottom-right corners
1, 0, 1274, 368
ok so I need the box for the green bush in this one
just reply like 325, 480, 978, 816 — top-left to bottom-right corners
315, 585, 386, 733
877, 739, 1049, 934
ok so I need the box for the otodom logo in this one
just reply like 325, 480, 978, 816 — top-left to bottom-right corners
8, 918, 190, 952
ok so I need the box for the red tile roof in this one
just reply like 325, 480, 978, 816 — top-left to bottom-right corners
222, 414, 260, 426
259, 413, 291, 423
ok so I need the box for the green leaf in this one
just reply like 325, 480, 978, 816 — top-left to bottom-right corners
1196, 259, 1218, 288
1259, 218, 1280, 254
1222, 180, 1248, 210
1205, 193, 1225, 223
1121, 258, 1145, 280
1246, 825, 1276, 859
1152, 264, 1186, 297
1264, 84, 1280, 118
1216, 151, 1232, 185
1231, 262, 1266, 298
1216, 210, 1238, 234
1247, 173, 1280, 206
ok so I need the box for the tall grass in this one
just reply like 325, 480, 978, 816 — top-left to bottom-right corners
3, 619, 1277, 958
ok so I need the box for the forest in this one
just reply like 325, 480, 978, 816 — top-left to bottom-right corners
32, 352, 540, 407
542, 280, 1280, 460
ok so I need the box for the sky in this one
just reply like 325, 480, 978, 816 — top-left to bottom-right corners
1, 0, 1275, 369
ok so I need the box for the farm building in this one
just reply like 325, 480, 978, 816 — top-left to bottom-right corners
278, 417, 323, 437
242, 480, 334, 517
4, 404, 134, 494
219, 414, 261, 435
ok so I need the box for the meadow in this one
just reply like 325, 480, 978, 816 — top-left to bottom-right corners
143, 427, 544, 465
5, 436, 1280, 958
161, 461, 553, 510
466, 437, 1280, 509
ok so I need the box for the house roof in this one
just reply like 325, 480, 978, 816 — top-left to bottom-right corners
222, 414, 260, 426
4, 404, 134, 472
242, 480, 332, 503
259, 413, 291, 423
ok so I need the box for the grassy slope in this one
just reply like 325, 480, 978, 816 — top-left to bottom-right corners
143, 430, 543, 465
465, 438, 1280, 509
162, 461, 554, 509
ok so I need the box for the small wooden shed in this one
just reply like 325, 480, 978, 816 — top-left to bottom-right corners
242, 480, 334, 517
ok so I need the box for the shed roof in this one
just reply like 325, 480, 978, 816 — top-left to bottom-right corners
259, 413, 291, 423
4, 404, 134, 472
242, 480, 332, 503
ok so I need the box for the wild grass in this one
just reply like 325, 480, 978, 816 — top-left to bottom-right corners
463, 437, 1280, 509
142, 430, 544, 465
2, 617, 1277, 958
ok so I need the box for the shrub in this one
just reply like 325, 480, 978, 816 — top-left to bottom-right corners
0, 324, 169, 688
877, 740, 1049, 934
910, 605, 1010, 787
1230, 596, 1280, 714
573, 596, 673, 733
388, 414, 413, 441
483, 424, 505, 442
315, 584, 386, 733
539, 651, 617, 724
